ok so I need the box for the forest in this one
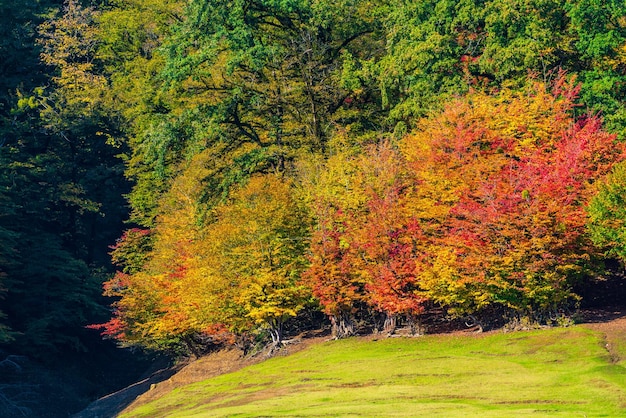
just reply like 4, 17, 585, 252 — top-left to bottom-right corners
1, 0, 626, 412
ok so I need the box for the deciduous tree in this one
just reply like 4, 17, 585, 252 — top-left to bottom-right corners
402, 75, 625, 322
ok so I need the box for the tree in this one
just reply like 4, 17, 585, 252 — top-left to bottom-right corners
0, 0, 62, 346
588, 162, 626, 263
378, 0, 626, 139
99, 156, 310, 352
203, 174, 310, 348
153, 0, 383, 201
300, 138, 369, 338
401, 75, 625, 322
566, 0, 626, 137
353, 141, 427, 334
98, 152, 213, 353
0, 0, 129, 357
95, 0, 185, 227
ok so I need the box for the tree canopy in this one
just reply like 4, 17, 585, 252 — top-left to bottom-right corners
2, 0, 626, 358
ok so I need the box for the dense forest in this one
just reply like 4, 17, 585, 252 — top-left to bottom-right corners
1, 0, 626, 413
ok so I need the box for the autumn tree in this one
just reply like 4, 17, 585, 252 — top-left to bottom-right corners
401, 75, 625, 324
201, 174, 310, 348
98, 153, 215, 353
300, 139, 368, 338
99, 160, 310, 352
352, 141, 428, 335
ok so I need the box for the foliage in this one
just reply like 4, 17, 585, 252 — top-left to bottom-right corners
2, 0, 626, 359
588, 162, 626, 262
99, 165, 310, 351
0, 0, 130, 358
300, 141, 368, 338
401, 75, 624, 318
95, 0, 184, 226
203, 174, 310, 346
353, 142, 427, 333
378, 0, 626, 138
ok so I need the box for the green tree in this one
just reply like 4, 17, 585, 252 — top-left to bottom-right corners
588, 162, 626, 263
378, 0, 626, 137
154, 0, 383, 195
0, 0, 131, 357
95, 0, 184, 226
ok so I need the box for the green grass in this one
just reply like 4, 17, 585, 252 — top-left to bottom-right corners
121, 326, 626, 417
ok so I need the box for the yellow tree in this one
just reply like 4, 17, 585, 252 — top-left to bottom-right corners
98, 152, 225, 354
200, 174, 310, 348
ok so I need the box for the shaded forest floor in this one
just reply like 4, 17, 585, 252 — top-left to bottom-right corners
73, 306, 626, 418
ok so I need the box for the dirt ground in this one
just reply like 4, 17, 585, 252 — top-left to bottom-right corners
579, 306, 626, 364
73, 307, 626, 418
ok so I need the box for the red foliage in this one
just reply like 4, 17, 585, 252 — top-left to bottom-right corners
404, 75, 626, 314
303, 204, 365, 317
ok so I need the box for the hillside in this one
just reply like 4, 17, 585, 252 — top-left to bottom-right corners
73, 309, 626, 417
3, 2, 626, 415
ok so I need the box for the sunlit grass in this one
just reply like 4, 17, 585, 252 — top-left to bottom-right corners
122, 326, 626, 417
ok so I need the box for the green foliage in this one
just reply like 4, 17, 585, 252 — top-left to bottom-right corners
0, 0, 133, 358
588, 162, 626, 262
95, 0, 184, 226
160, 0, 383, 162
378, 0, 482, 120
378, 0, 626, 138
566, 0, 626, 137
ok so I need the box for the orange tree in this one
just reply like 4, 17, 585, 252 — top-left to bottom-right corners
352, 141, 427, 334
97, 154, 309, 352
401, 75, 625, 323
300, 144, 368, 338
302, 139, 429, 337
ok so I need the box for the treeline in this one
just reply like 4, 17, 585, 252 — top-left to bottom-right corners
0, 0, 130, 357
2, 0, 626, 357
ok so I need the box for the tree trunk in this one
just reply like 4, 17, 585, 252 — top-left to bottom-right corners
383, 313, 397, 335
265, 318, 285, 356
182, 335, 202, 359
330, 312, 355, 339
465, 315, 483, 333
268, 318, 284, 346
407, 314, 423, 336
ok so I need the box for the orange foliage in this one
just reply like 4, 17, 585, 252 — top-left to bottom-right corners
402, 75, 625, 316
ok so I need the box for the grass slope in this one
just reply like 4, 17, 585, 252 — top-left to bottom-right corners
121, 326, 626, 417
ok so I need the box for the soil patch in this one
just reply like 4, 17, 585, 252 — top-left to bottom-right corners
579, 306, 626, 364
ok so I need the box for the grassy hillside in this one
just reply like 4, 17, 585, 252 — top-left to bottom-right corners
121, 326, 626, 417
